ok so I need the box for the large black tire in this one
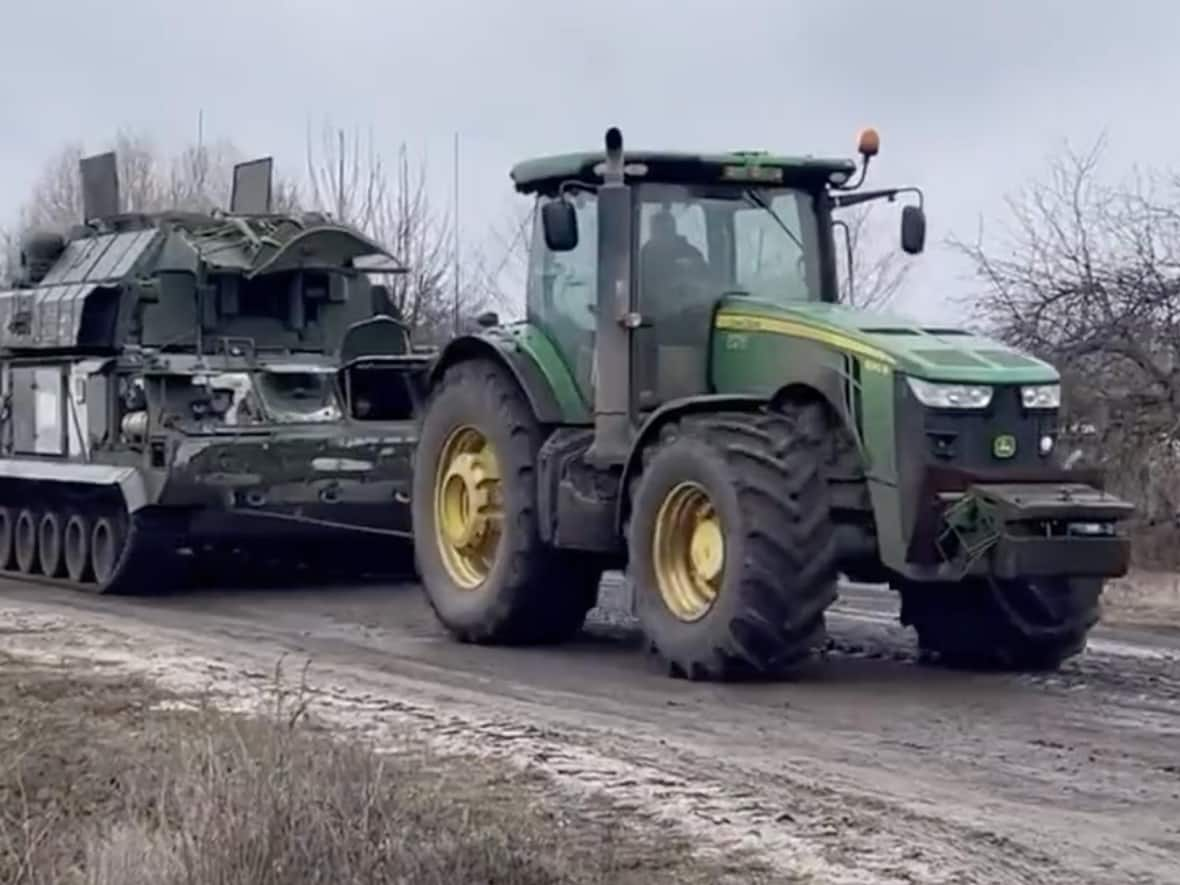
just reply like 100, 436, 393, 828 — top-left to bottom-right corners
412, 359, 602, 645
626, 409, 839, 680
898, 576, 1102, 670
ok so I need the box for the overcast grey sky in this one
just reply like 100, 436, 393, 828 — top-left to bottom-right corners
1, 0, 1175, 324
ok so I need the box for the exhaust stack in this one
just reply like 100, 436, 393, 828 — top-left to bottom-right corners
585, 126, 635, 467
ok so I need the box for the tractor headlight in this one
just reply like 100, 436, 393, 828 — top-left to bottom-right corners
1021, 383, 1061, 410
906, 377, 993, 409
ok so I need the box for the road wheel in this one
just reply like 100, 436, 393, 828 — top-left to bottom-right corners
412, 359, 601, 645
898, 576, 1102, 670
64, 514, 91, 583
626, 409, 839, 680
0, 506, 13, 570
90, 515, 123, 586
37, 512, 64, 577
14, 508, 38, 574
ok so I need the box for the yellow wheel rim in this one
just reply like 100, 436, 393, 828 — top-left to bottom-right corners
651, 481, 724, 622
433, 425, 502, 589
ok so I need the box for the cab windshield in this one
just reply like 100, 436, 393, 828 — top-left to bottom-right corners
636, 182, 824, 307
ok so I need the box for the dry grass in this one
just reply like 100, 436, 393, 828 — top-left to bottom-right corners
0, 656, 779, 885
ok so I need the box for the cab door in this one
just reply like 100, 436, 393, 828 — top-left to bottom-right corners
632, 184, 717, 411
526, 193, 599, 408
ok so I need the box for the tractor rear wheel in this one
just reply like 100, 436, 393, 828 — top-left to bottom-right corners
626, 409, 839, 680
412, 359, 602, 645
898, 576, 1102, 670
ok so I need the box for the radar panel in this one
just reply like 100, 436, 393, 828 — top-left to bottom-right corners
80, 152, 120, 221
231, 157, 274, 215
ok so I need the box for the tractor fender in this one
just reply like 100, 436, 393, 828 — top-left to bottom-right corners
428, 334, 566, 425
615, 383, 857, 531
616, 394, 766, 530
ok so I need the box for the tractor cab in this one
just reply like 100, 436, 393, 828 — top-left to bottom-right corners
512, 132, 927, 425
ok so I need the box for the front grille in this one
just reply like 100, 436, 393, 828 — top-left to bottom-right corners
897, 380, 1059, 471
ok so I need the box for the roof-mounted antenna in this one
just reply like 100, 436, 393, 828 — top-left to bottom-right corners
80, 151, 120, 222
230, 157, 274, 214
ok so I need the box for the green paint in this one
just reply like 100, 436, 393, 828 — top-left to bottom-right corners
717, 298, 1060, 385
497, 322, 591, 424
858, 355, 896, 478
711, 293, 1057, 479
708, 294, 1065, 576
712, 308, 899, 481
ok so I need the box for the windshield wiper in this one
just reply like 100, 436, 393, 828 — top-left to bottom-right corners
744, 189, 805, 251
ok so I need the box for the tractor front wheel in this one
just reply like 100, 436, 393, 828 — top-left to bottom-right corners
626, 409, 839, 680
412, 359, 601, 645
898, 576, 1102, 670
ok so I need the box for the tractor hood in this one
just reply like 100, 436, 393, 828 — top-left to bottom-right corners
715, 298, 1059, 385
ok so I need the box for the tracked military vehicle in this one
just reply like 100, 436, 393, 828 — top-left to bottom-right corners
408, 126, 1135, 679
0, 152, 431, 593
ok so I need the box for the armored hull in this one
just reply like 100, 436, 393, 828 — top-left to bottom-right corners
0, 151, 429, 593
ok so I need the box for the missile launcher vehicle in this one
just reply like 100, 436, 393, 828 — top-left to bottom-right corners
0, 151, 430, 593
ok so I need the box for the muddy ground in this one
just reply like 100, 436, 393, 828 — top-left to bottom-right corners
0, 572, 1177, 885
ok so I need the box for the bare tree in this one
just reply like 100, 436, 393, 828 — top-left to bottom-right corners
6, 123, 497, 346
13, 128, 302, 237
302, 121, 498, 343
834, 202, 913, 310
950, 137, 1180, 563
382, 143, 461, 338
302, 123, 383, 234
463, 199, 534, 321
0, 130, 288, 288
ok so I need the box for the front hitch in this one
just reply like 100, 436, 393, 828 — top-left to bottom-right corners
935, 482, 1134, 580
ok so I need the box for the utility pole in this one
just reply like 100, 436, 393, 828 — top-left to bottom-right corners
452, 131, 460, 336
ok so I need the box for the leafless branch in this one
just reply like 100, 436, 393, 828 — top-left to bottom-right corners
834, 202, 913, 310
12, 128, 302, 235
301, 124, 492, 343
949, 138, 1180, 559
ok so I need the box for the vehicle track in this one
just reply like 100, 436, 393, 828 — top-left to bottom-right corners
0, 573, 1177, 884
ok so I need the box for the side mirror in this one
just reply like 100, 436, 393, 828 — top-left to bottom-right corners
542, 199, 578, 252
901, 204, 926, 255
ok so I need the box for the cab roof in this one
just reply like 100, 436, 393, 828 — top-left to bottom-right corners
509, 149, 858, 195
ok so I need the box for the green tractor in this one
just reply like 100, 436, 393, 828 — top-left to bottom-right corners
410, 126, 1134, 680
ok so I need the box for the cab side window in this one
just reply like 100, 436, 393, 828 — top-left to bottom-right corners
526, 192, 598, 401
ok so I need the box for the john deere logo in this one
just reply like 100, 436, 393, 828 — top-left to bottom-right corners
993, 434, 1017, 459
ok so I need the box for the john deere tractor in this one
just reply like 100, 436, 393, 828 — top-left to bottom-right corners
410, 126, 1134, 680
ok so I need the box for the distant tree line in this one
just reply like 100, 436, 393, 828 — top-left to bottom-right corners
0, 122, 520, 345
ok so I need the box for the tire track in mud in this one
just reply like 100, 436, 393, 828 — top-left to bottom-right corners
1, 575, 1179, 884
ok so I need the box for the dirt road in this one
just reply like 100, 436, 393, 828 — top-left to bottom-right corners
1, 573, 1177, 885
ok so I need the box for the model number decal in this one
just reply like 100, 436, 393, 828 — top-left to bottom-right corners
724, 333, 749, 351
860, 358, 890, 375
